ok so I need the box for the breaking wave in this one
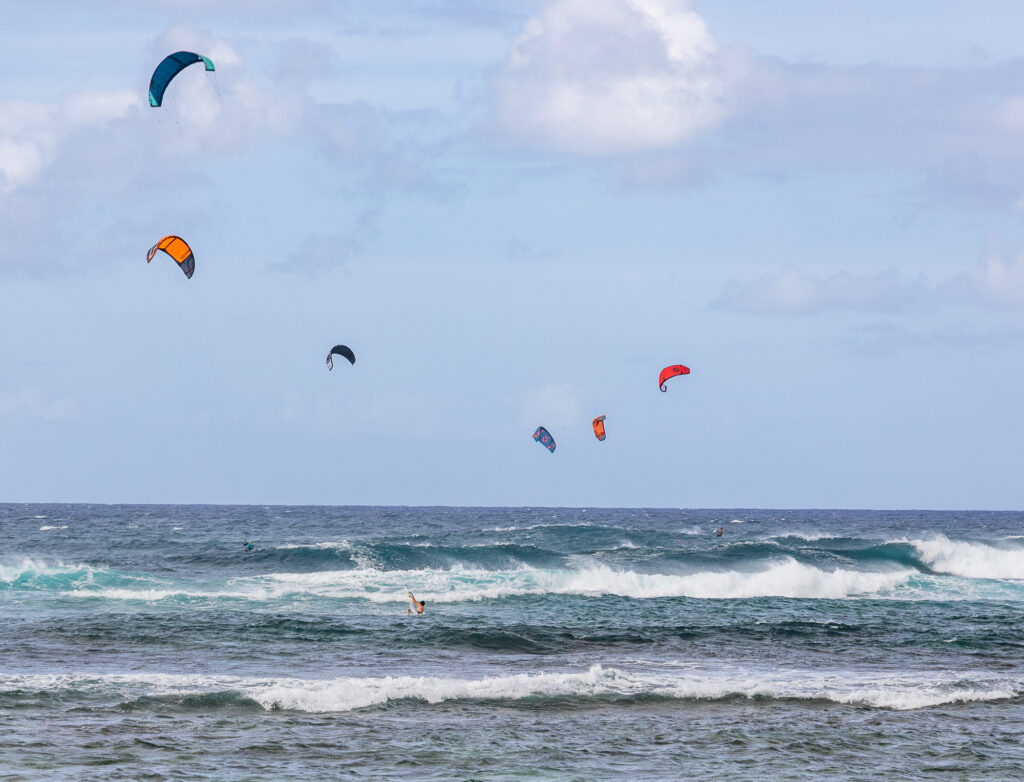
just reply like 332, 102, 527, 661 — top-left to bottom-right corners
901, 536, 1024, 580
1, 666, 1018, 713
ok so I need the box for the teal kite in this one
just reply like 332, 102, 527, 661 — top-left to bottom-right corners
149, 52, 215, 108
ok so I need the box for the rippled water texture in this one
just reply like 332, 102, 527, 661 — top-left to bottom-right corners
1, 505, 1022, 780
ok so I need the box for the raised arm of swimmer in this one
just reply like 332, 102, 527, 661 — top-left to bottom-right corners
406, 589, 426, 614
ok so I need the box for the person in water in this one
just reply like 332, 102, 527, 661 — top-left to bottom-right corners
406, 589, 425, 614
715, 528, 724, 537
243, 539, 254, 551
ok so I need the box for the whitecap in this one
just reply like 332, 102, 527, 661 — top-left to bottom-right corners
275, 541, 351, 551
895, 535, 1024, 580
774, 532, 841, 542
229, 559, 916, 603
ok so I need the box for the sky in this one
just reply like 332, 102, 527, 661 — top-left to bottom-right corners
2, 0, 1024, 509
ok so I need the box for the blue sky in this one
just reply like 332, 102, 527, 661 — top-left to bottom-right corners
2, 0, 1023, 508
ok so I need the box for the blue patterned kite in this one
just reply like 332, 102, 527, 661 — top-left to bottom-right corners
532, 426, 556, 453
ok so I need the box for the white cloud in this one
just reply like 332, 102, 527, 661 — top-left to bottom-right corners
943, 253, 1024, 309
0, 388, 75, 420
715, 253, 1024, 315
0, 90, 137, 193
63, 89, 137, 127
0, 31, 300, 200
273, 207, 381, 274
0, 138, 43, 193
713, 268, 928, 315
842, 321, 1024, 356
488, 0, 735, 155
145, 32, 298, 149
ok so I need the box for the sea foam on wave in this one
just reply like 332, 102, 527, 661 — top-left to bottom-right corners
3, 666, 1018, 713
275, 541, 352, 551
542, 559, 911, 599
0, 558, 100, 587
251, 557, 912, 602
54, 556, 917, 604
898, 535, 1024, 580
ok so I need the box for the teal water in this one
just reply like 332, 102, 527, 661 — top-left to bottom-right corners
1, 504, 1022, 780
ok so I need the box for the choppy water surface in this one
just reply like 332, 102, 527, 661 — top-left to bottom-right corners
2, 505, 1022, 780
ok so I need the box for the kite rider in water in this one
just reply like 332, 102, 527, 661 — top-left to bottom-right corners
406, 589, 425, 614
715, 527, 724, 537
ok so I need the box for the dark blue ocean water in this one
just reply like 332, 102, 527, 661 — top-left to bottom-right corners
1, 504, 1023, 780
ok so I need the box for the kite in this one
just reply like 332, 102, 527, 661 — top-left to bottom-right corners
149, 51, 215, 108
592, 415, 607, 441
658, 364, 690, 392
146, 235, 195, 279
331, 345, 360, 372
326, 345, 356, 371
532, 426, 556, 453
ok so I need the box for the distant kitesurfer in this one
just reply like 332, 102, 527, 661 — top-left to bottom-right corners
243, 539, 254, 551
406, 588, 425, 614
715, 528, 723, 537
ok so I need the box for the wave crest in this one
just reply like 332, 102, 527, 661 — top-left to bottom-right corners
902, 536, 1024, 580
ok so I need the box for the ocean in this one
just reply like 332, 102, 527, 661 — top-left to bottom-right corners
1, 504, 1022, 780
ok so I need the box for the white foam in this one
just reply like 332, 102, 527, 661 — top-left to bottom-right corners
541, 560, 912, 600
248, 667, 617, 713
38, 525, 57, 531
52, 557, 922, 604
775, 532, 842, 542
0, 558, 99, 584
275, 541, 352, 551
1, 665, 1017, 713
248, 559, 914, 602
899, 535, 1024, 580
63, 586, 277, 602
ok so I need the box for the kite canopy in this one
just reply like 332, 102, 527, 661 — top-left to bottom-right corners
146, 235, 195, 279
149, 51, 215, 107
532, 426, 556, 453
326, 345, 356, 371
592, 415, 607, 441
658, 364, 690, 392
